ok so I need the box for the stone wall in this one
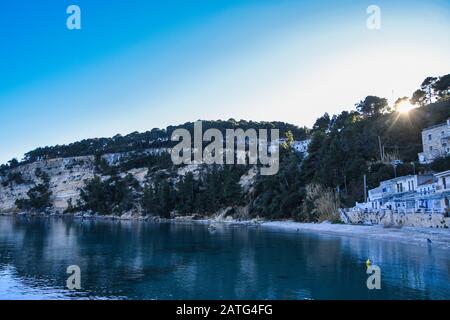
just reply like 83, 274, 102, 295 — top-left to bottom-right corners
347, 210, 450, 228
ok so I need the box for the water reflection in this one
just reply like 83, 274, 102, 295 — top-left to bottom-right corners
0, 216, 448, 299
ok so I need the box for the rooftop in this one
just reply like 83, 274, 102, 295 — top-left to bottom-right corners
380, 175, 416, 184
435, 170, 450, 178
422, 119, 450, 132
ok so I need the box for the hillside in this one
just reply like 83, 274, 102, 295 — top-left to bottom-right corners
0, 74, 449, 221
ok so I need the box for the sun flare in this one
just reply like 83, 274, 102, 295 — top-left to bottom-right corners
396, 101, 415, 114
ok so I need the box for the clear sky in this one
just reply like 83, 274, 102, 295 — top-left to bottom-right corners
0, 0, 449, 164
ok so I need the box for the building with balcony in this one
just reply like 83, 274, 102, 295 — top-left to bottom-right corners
418, 119, 450, 164
355, 170, 450, 214
434, 170, 450, 211
366, 174, 433, 210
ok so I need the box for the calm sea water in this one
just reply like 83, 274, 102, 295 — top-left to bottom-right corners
0, 215, 449, 300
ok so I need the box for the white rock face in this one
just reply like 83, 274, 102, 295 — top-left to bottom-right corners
0, 151, 251, 216
119, 167, 148, 185
239, 167, 257, 192
0, 156, 96, 213
0, 155, 150, 214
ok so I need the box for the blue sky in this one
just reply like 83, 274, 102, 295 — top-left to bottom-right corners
0, 0, 449, 163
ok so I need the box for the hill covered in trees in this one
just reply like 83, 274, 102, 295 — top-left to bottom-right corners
12, 120, 308, 165
1, 73, 449, 221
300, 99, 450, 207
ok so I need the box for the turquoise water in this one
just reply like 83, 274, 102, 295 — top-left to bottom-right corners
0, 216, 449, 300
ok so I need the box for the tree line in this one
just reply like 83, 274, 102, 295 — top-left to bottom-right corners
3, 73, 449, 220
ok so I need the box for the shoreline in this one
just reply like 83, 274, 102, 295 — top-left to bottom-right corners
2, 212, 450, 250
260, 220, 450, 250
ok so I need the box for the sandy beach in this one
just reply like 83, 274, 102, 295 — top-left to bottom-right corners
260, 220, 450, 250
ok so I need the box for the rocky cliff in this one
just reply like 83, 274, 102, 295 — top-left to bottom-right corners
0, 152, 257, 216
0, 155, 151, 214
1, 156, 94, 213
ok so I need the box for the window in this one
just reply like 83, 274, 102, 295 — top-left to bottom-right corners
441, 131, 445, 136
428, 134, 432, 140
443, 177, 447, 189
429, 146, 433, 151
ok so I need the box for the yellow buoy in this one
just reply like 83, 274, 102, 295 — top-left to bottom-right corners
366, 259, 372, 267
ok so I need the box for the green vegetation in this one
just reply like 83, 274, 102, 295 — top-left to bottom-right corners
171, 165, 245, 215
19, 120, 308, 164
430, 156, 450, 172
1, 172, 25, 187
411, 75, 450, 106
249, 144, 304, 219
141, 177, 174, 218
78, 174, 141, 215
117, 152, 172, 172
299, 99, 450, 207
0, 159, 20, 177
250, 73, 449, 219
3, 73, 450, 220
15, 170, 52, 211
76, 163, 245, 218
302, 183, 341, 223
94, 154, 118, 176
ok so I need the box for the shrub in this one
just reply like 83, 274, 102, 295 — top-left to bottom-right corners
303, 183, 341, 223
2, 172, 26, 186
79, 174, 141, 215
15, 170, 52, 211
15, 183, 52, 211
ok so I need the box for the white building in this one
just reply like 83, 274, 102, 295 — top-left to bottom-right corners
418, 119, 450, 164
269, 138, 310, 157
366, 174, 432, 211
292, 139, 311, 155
415, 177, 438, 212
434, 170, 450, 210
356, 172, 450, 214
